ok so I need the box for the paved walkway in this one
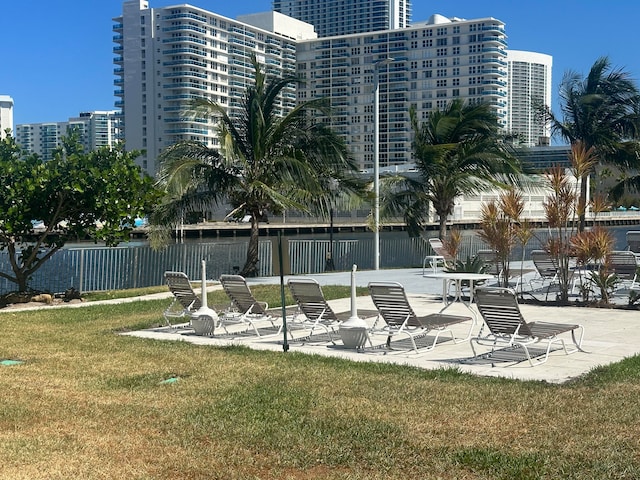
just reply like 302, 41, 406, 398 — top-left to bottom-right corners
121, 265, 640, 384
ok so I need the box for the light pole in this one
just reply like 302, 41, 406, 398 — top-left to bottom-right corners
373, 57, 393, 270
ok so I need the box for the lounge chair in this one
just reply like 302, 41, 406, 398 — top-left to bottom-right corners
287, 277, 376, 343
163, 271, 202, 329
368, 281, 473, 353
218, 274, 282, 336
472, 287, 585, 366
627, 231, 640, 257
423, 237, 454, 275
529, 250, 572, 298
474, 249, 502, 285
606, 251, 639, 292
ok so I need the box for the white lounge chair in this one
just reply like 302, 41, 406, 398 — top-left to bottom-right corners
288, 277, 376, 343
606, 251, 639, 292
422, 237, 455, 275
163, 271, 202, 329
472, 287, 585, 366
368, 281, 473, 353
219, 274, 282, 336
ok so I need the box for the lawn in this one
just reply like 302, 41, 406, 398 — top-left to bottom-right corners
1, 287, 639, 479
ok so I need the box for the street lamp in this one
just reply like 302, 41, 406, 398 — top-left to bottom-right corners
373, 57, 394, 270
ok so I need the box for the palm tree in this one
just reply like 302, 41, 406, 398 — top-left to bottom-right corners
382, 99, 521, 240
152, 57, 365, 277
541, 56, 640, 231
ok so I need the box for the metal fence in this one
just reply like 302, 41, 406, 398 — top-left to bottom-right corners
0, 229, 559, 294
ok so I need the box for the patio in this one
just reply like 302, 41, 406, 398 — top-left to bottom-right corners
124, 265, 640, 384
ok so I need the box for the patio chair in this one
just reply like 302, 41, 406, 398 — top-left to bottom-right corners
287, 277, 376, 343
529, 250, 570, 298
627, 231, 640, 257
472, 287, 584, 366
606, 251, 639, 292
474, 249, 503, 285
368, 281, 473, 353
218, 274, 282, 336
423, 237, 455, 275
163, 271, 202, 329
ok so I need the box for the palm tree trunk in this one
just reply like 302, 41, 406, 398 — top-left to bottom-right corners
438, 214, 448, 240
240, 215, 260, 277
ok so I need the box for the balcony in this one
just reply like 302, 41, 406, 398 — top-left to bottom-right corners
162, 25, 206, 34
163, 12, 207, 23
162, 36, 207, 46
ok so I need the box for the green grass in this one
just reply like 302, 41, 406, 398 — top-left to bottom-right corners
1, 287, 640, 479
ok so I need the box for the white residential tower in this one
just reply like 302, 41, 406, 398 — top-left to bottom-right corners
273, 0, 411, 37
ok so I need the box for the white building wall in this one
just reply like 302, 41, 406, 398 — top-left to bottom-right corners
115, 1, 314, 175
297, 14, 509, 171
0, 95, 14, 139
15, 111, 121, 161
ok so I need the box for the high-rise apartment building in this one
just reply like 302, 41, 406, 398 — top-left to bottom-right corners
273, 0, 411, 37
296, 14, 510, 170
0, 95, 14, 139
113, 0, 316, 174
507, 50, 552, 146
15, 111, 121, 161
114, 2, 551, 176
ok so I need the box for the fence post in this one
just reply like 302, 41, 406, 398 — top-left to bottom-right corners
79, 249, 84, 293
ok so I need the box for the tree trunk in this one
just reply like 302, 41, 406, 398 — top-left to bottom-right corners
438, 214, 448, 240
240, 215, 260, 277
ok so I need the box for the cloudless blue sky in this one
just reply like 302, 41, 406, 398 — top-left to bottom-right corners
2, 0, 639, 126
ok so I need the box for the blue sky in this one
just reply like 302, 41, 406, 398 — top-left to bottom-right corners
2, 0, 639, 126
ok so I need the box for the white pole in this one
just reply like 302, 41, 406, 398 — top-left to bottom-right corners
349, 264, 358, 320
373, 58, 393, 271
201, 259, 207, 308
374, 66, 380, 271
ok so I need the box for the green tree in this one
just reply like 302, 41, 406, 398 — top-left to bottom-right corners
541, 56, 640, 231
0, 134, 158, 292
152, 57, 365, 277
382, 99, 521, 239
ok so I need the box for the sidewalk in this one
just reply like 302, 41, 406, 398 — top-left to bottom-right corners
122, 266, 640, 384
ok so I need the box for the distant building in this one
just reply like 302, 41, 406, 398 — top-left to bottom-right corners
0, 95, 14, 139
507, 50, 552, 147
296, 14, 512, 170
15, 111, 121, 161
273, 0, 411, 37
113, 0, 316, 175
114, 2, 551, 177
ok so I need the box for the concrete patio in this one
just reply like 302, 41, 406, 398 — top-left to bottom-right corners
123, 265, 640, 384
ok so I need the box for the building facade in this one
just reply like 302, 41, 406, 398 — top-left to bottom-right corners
296, 14, 510, 171
113, 0, 316, 175
506, 50, 552, 146
273, 0, 411, 37
15, 111, 121, 161
0, 95, 13, 139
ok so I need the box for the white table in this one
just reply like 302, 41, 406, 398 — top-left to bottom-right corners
424, 272, 494, 319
